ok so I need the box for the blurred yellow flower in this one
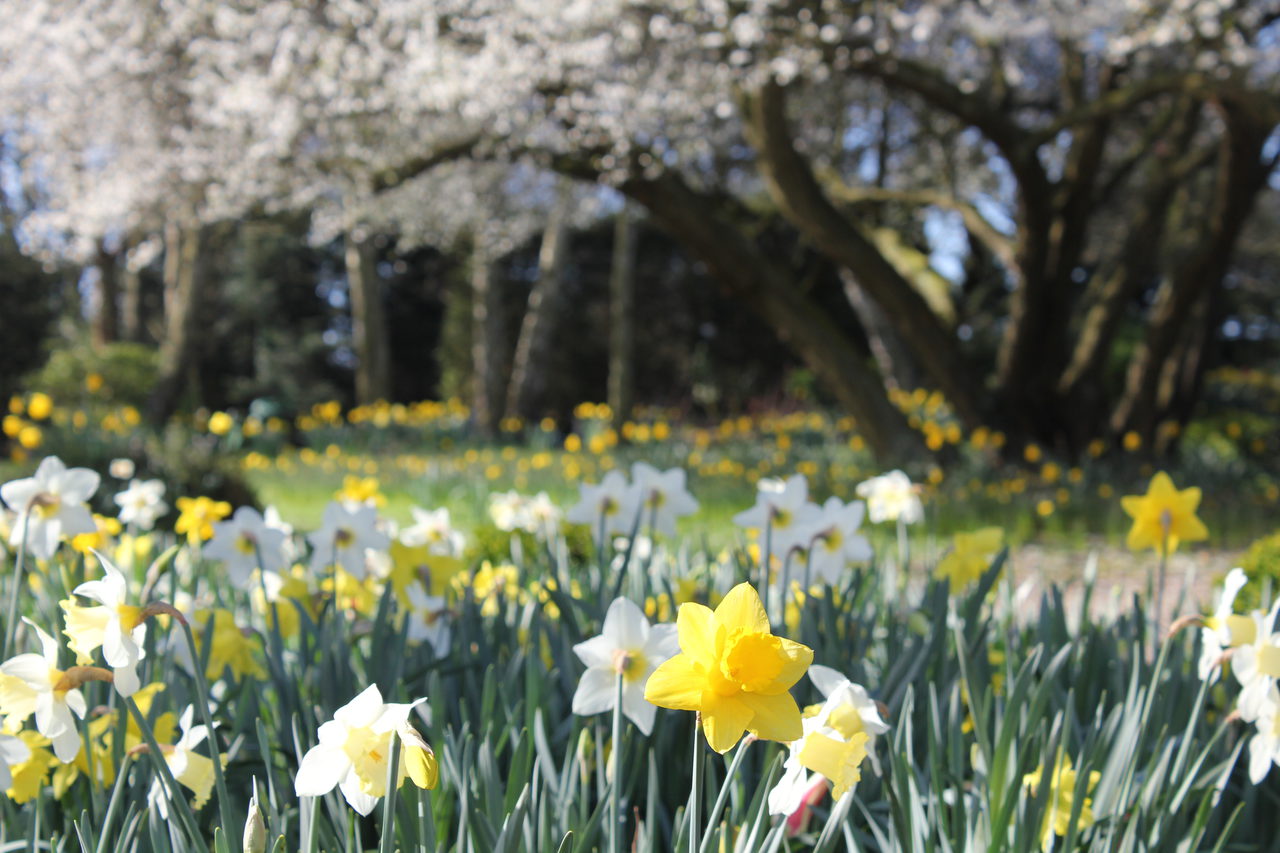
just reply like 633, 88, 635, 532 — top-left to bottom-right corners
175, 496, 232, 545
26, 393, 53, 421
336, 475, 384, 507
935, 528, 1004, 590
1120, 472, 1208, 557
1023, 753, 1099, 846
208, 411, 234, 436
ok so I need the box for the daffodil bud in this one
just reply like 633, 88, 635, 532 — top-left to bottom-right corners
243, 789, 267, 853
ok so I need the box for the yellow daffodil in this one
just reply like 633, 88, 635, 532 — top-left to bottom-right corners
1023, 752, 1099, 846
935, 528, 1004, 590
4, 730, 52, 803
183, 610, 265, 682
1120, 472, 1208, 556
295, 685, 438, 816
175, 496, 232, 545
796, 731, 870, 800
644, 583, 813, 753
336, 475, 384, 508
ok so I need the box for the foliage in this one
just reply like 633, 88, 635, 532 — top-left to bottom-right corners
1234, 531, 1280, 611
27, 342, 160, 410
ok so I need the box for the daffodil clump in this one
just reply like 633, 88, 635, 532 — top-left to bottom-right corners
0, 450, 1272, 851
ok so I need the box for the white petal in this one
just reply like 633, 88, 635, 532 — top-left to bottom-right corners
601, 597, 649, 650
1249, 734, 1275, 784
621, 683, 657, 736
339, 773, 380, 816
645, 623, 680, 662
0, 734, 31, 766
113, 662, 141, 698
808, 665, 847, 698
294, 744, 350, 797
1, 653, 52, 688
57, 505, 97, 538
334, 685, 385, 728
58, 468, 101, 503
572, 635, 615, 669
571, 668, 618, 717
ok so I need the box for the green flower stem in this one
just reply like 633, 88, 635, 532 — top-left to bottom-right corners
125, 696, 209, 853
2, 505, 32, 661
697, 739, 751, 853
178, 617, 239, 852
94, 753, 133, 853
688, 716, 703, 853
378, 735, 402, 853
609, 671, 624, 853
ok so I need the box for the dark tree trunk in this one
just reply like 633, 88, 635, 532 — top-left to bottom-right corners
506, 184, 572, 421
92, 242, 120, 348
345, 232, 392, 404
470, 241, 505, 438
147, 223, 209, 422
607, 204, 638, 433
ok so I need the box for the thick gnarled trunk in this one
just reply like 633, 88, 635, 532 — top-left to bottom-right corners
607, 204, 638, 432
470, 241, 505, 438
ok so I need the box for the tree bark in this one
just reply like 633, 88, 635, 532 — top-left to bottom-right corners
121, 263, 144, 343
147, 223, 208, 422
1110, 102, 1274, 439
607, 204, 639, 433
622, 169, 922, 461
345, 232, 392, 404
742, 79, 986, 431
470, 240, 505, 438
91, 242, 120, 348
506, 183, 572, 421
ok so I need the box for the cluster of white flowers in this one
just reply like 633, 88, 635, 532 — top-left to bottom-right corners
565, 462, 699, 545
732, 474, 874, 584
488, 490, 562, 539
1196, 569, 1280, 784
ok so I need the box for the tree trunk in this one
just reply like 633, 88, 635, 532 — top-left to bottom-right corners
121, 263, 144, 343
147, 224, 208, 422
1110, 103, 1273, 440
345, 232, 392, 404
622, 170, 922, 461
92, 242, 120, 348
742, 80, 986, 432
506, 183, 572, 421
839, 269, 917, 393
470, 241, 504, 438
607, 204, 639, 432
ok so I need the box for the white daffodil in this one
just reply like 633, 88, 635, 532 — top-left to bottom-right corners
797, 498, 874, 586
525, 492, 562, 539
571, 597, 678, 736
768, 665, 888, 818
1199, 568, 1254, 682
405, 583, 452, 656
1248, 684, 1280, 784
295, 685, 438, 816
856, 470, 924, 525
630, 463, 699, 539
306, 502, 390, 580
0, 731, 31, 791
488, 491, 528, 532
399, 506, 466, 557
1232, 598, 1280, 723
565, 472, 640, 545
732, 475, 821, 560
148, 705, 217, 818
60, 551, 147, 697
204, 506, 288, 585
0, 455, 100, 560
113, 478, 168, 531
0, 619, 89, 762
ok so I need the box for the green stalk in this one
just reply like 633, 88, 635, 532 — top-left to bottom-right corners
609, 671, 624, 853
378, 736, 403, 853
688, 716, 703, 853
179, 618, 239, 851
94, 753, 133, 853
697, 739, 752, 853
2, 504, 32, 661
125, 696, 209, 853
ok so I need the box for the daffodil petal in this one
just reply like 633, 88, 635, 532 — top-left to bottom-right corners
644, 655, 705, 711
